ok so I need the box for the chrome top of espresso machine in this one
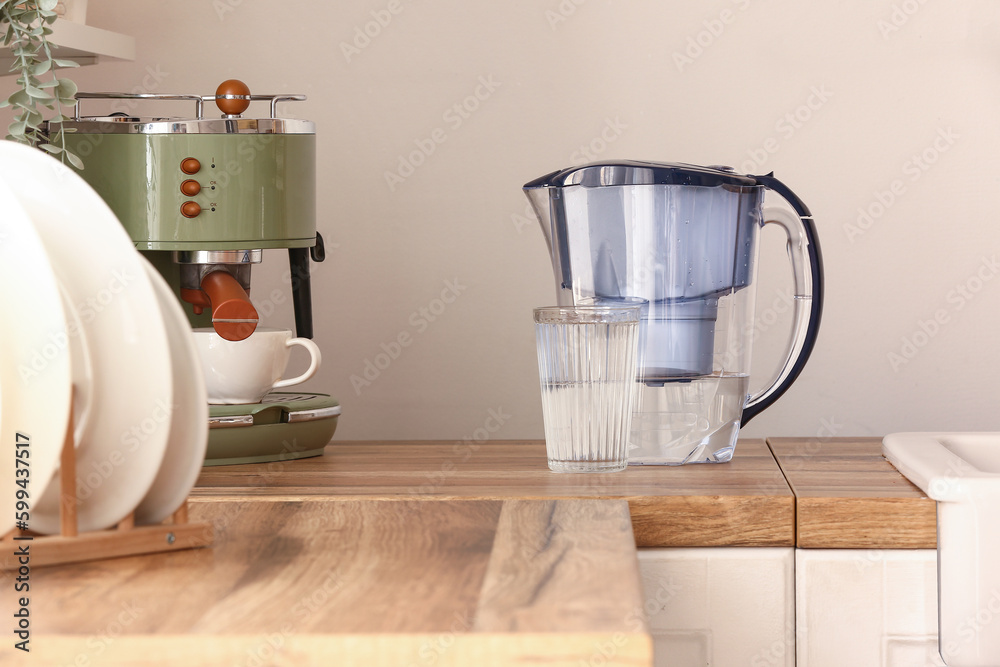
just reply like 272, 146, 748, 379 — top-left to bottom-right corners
526, 161, 822, 464
56, 80, 340, 465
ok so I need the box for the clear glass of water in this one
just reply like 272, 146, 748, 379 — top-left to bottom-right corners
534, 305, 641, 473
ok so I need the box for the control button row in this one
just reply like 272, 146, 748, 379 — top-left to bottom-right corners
180, 158, 202, 217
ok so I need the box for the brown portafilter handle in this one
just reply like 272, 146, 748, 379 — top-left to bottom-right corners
289, 232, 326, 339
200, 270, 259, 341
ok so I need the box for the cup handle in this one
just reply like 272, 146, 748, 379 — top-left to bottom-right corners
272, 337, 322, 390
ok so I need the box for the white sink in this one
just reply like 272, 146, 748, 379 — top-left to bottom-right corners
883, 432, 1000, 667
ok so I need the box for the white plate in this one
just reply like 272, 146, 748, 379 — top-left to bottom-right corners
0, 142, 173, 534
135, 256, 209, 525
0, 177, 71, 536
59, 281, 96, 448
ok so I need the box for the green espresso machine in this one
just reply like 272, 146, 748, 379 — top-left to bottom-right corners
58, 80, 340, 465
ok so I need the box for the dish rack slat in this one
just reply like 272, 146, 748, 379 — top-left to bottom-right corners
1, 401, 213, 569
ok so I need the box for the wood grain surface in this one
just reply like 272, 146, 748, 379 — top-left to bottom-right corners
474, 499, 643, 632
194, 439, 795, 547
4, 498, 651, 666
768, 437, 937, 548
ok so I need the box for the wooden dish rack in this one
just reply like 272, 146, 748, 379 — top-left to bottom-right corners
1, 404, 213, 569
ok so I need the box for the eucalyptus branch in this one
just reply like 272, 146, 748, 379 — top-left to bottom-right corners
1, 0, 82, 168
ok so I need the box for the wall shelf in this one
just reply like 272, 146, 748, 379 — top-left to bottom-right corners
0, 19, 135, 72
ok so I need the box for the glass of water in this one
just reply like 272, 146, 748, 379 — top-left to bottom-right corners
534, 305, 641, 473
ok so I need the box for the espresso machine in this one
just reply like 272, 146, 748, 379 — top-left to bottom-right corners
526, 162, 823, 465
55, 80, 340, 465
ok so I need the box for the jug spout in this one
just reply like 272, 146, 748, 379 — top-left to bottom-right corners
524, 185, 552, 247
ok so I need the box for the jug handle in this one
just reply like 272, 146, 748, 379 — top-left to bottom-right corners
741, 174, 824, 424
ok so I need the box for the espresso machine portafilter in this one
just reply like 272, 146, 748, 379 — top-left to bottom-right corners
53, 80, 340, 465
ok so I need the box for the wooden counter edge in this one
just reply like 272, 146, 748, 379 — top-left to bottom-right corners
16, 633, 653, 667
795, 496, 937, 549
767, 437, 937, 549
184, 494, 797, 549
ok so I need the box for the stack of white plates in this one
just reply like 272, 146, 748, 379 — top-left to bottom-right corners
0, 141, 208, 536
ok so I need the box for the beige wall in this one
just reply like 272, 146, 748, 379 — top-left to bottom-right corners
28, 0, 1000, 440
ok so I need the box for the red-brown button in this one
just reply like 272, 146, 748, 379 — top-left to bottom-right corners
180, 201, 202, 218
180, 179, 201, 196
181, 158, 201, 174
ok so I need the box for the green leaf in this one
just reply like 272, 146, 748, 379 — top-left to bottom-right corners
37, 0, 59, 10
7, 89, 30, 107
29, 59, 50, 75
52, 58, 79, 68
66, 151, 83, 170
23, 83, 47, 98
8, 119, 27, 137
55, 77, 77, 97
38, 143, 60, 154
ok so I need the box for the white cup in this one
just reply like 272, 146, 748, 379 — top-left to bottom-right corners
192, 327, 322, 404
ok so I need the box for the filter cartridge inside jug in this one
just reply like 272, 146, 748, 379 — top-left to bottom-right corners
640, 298, 718, 381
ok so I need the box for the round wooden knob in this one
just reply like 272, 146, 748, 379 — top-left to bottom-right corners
216, 79, 251, 116
180, 179, 201, 196
180, 157, 201, 174
180, 201, 202, 218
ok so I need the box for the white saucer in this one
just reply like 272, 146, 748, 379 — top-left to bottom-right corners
0, 178, 71, 536
0, 142, 173, 534
134, 257, 208, 525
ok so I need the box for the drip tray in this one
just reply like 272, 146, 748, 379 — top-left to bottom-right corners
205, 392, 341, 466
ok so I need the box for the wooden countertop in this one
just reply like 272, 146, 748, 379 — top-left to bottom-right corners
193, 439, 795, 548
4, 498, 652, 667
195, 437, 936, 549
7, 437, 935, 665
768, 437, 936, 548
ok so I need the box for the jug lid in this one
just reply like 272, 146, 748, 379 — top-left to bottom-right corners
523, 161, 757, 189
